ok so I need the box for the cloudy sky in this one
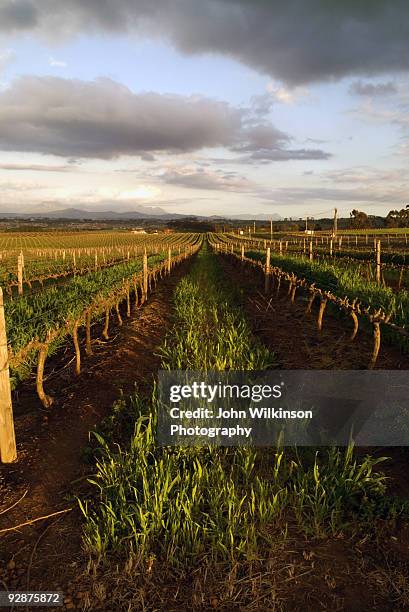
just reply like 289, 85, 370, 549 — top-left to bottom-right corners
0, 0, 408, 218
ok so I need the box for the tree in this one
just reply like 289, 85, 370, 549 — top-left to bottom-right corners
386, 208, 409, 228
350, 209, 371, 229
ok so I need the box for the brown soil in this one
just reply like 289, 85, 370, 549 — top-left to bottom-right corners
2, 250, 409, 611
220, 254, 409, 369
0, 258, 193, 609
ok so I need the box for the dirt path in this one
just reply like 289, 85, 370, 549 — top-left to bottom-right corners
0, 258, 192, 606
220, 254, 409, 370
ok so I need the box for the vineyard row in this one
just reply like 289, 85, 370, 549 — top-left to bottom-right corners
0, 238, 202, 463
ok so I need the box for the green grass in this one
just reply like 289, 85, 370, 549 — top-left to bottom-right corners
80, 243, 408, 572
246, 249, 409, 329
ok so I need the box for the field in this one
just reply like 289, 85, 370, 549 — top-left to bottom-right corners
1, 229, 409, 610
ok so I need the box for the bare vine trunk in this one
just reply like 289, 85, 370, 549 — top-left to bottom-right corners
102, 307, 110, 339
368, 322, 381, 369
85, 309, 93, 355
116, 302, 123, 326
36, 345, 53, 408
317, 298, 327, 331
306, 292, 315, 314
126, 286, 131, 317
350, 311, 359, 341
72, 320, 81, 375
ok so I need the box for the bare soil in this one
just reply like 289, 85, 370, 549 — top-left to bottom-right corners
219, 254, 409, 369
0, 258, 193, 609
1, 251, 409, 611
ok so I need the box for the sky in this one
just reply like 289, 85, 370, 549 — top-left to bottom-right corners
0, 1, 408, 218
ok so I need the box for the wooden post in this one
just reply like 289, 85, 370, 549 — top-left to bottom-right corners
241, 244, 244, 261
126, 284, 131, 317
265, 247, 271, 294
309, 240, 313, 261
0, 288, 16, 463
330, 239, 333, 256
168, 247, 172, 274
279, 240, 283, 255
17, 251, 24, 295
376, 240, 381, 285
72, 320, 81, 375
143, 249, 148, 300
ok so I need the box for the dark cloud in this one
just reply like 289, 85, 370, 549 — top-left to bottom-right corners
140, 152, 156, 162
349, 80, 397, 96
0, 76, 330, 161
232, 124, 289, 152
0, 76, 242, 158
0, 163, 74, 172
248, 148, 331, 162
1, 1, 409, 84
0, 0, 38, 29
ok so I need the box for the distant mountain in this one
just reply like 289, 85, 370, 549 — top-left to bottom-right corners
0, 207, 180, 220
0, 206, 282, 221
26, 201, 172, 216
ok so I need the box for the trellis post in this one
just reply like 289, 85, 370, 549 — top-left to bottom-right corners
264, 247, 271, 294
143, 249, 148, 300
0, 287, 16, 463
17, 251, 24, 295
376, 240, 381, 285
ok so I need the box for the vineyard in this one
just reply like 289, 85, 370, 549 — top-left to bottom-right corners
1, 229, 409, 610
220, 230, 409, 290
0, 232, 197, 296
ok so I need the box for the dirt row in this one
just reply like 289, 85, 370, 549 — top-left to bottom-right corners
219, 253, 409, 370
1, 249, 409, 611
0, 258, 193, 607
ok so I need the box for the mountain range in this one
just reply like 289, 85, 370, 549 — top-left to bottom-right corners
0, 204, 282, 221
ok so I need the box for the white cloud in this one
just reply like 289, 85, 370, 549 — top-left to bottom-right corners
48, 56, 67, 68
266, 83, 309, 105
100, 185, 161, 200
160, 166, 255, 192
0, 48, 15, 72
